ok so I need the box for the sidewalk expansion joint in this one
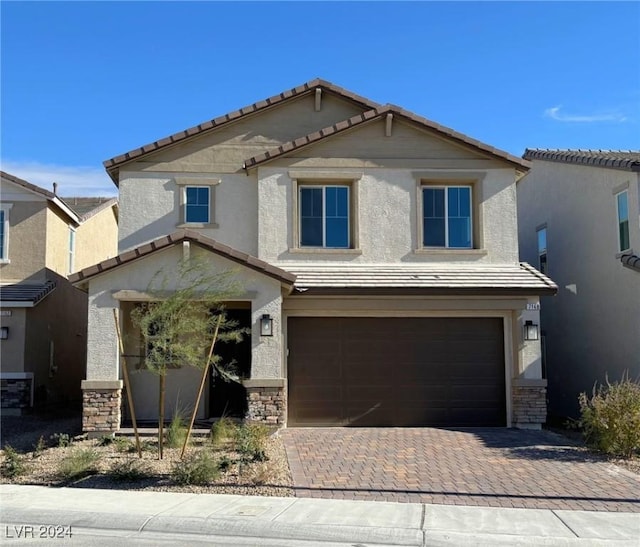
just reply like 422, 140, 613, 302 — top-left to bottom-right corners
551, 509, 579, 538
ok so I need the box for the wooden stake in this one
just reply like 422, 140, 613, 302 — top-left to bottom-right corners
159, 374, 165, 459
180, 314, 223, 459
113, 309, 142, 458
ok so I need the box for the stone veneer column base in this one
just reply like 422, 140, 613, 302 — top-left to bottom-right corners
243, 379, 286, 426
81, 380, 123, 437
512, 379, 547, 429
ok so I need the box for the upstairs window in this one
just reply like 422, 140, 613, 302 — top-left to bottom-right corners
68, 227, 76, 274
616, 190, 630, 252
0, 211, 5, 260
422, 186, 472, 248
299, 185, 350, 248
537, 226, 547, 274
0, 204, 12, 263
185, 186, 210, 224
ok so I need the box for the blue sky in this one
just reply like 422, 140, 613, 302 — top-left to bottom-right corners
2, 1, 639, 196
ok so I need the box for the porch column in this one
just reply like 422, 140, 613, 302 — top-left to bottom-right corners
82, 284, 122, 436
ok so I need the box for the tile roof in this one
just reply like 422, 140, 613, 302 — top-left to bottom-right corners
523, 149, 640, 171
243, 105, 531, 172
0, 280, 56, 305
1, 171, 117, 223
102, 78, 381, 183
621, 253, 640, 272
70, 229, 297, 287
1, 170, 55, 199
63, 197, 118, 220
282, 262, 557, 296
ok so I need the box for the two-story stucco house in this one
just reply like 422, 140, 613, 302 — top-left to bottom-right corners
0, 171, 118, 413
517, 150, 640, 421
70, 79, 556, 435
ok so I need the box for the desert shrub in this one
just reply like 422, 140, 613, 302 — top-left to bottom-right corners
97, 435, 115, 447
114, 436, 135, 453
171, 451, 220, 485
210, 417, 237, 448
578, 373, 640, 458
109, 459, 152, 482
242, 461, 278, 485
1, 445, 28, 478
57, 449, 100, 481
32, 436, 47, 458
50, 433, 72, 448
234, 423, 269, 463
217, 455, 233, 472
165, 413, 188, 449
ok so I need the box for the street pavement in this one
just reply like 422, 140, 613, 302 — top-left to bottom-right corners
1, 484, 638, 546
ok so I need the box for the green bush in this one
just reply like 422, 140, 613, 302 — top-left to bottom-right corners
210, 417, 237, 448
171, 451, 220, 485
165, 413, 188, 449
109, 459, 151, 482
33, 436, 47, 458
57, 449, 100, 481
578, 374, 640, 458
234, 423, 269, 463
1, 445, 28, 478
50, 433, 72, 448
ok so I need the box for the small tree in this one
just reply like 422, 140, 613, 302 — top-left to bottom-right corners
130, 257, 246, 459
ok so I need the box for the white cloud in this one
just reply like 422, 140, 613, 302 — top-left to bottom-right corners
544, 106, 628, 123
0, 160, 117, 197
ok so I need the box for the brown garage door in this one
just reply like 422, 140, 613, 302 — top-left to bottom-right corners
288, 317, 506, 427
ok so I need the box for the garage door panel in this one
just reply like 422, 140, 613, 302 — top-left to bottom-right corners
288, 317, 506, 427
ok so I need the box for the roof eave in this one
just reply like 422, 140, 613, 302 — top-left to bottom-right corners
291, 286, 558, 297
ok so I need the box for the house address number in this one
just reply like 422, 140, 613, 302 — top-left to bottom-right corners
526, 303, 540, 310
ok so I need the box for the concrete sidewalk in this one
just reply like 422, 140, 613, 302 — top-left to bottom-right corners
1, 485, 638, 546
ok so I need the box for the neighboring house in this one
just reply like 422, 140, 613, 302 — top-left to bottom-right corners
0, 171, 118, 413
517, 150, 640, 420
70, 79, 556, 435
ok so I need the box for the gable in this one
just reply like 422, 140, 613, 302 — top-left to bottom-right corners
0, 178, 49, 203
118, 94, 368, 176
284, 117, 507, 168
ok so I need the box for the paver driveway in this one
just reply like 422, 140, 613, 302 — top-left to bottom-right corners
281, 428, 640, 512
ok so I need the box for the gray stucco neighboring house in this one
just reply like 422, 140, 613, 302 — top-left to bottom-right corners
517, 149, 640, 421
70, 79, 557, 435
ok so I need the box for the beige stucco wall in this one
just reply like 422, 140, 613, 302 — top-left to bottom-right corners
24, 271, 87, 404
0, 201, 48, 283
517, 161, 640, 418
45, 207, 74, 277
0, 308, 26, 372
74, 206, 118, 272
117, 173, 258, 254
84, 245, 285, 420
258, 165, 519, 265
122, 94, 365, 174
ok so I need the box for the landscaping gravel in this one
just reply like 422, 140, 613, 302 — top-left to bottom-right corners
0, 411, 294, 497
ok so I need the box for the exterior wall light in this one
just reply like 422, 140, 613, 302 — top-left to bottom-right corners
260, 314, 273, 337
0, 327, 8, 340
524, 320, 539, 341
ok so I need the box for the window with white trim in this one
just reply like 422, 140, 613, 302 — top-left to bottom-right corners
537, 226, 547, 274
422, 186, 472, 248
68, 227, 76, 274
616, 190, 630, 252
0, 204, 12, 262
185, 186, 210, 224
299, 185, 350, 248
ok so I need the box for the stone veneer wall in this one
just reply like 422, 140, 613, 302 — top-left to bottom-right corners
245, 384, 286, 426
512, 379, 547, 429
0, 377, 32, 413
81, 380, 123, 435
